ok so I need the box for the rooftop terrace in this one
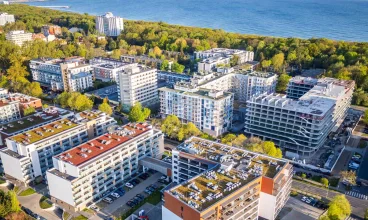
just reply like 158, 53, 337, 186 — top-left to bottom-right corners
176, 137, 287, 179
54, 123, 152, 167
11, 119, 80, 145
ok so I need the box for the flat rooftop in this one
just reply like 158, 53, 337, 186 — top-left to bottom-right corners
170, 166, 260, 211
200, 56, 229, 64
159, 86, 232, 101
76, 110, 107, 121
71, 72, 92, 79
289, 76, 318, 85
55, 123, 152, 167
176, 137, 287, 179
11, 118, 80, 145
48, 168, 77, 182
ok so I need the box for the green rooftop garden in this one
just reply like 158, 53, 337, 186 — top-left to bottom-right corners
1, 115, 59, 134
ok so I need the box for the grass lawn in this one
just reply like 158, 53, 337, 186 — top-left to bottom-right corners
311, 175, 322, 182
0, 179, 6, 184
62, 212, 70, 220
72, 215, 88, 220
19, 188, 36, 196
329, 177, 340, 187
82, 208, 94, 214
39, 196, 53, 209
13, 186, 20, 193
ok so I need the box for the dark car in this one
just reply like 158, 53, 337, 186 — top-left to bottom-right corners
126, 201, 135, 207
136, 194, 144, 199
132, 179, 140, 185
150, 184, 158, 189
134, 196, 143, 203
133, 198, 141, 204
21, 206, 33, 215
139, 174, 147, 180
144, 189, 153, 194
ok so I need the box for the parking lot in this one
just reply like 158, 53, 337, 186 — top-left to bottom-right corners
282, 196, 326, 219
90, 170, 168, 218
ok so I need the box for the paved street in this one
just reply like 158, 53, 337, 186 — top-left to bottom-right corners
292, 181, 368, 218
284, 196, 324, 219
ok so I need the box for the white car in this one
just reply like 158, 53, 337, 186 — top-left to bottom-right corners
301, 196, 307, 202
111, 193, 120, 199
160, 175, 168, 180
103, 197, 113, 204
305, 199, 311, 204
125, 183, 134, 189
90, 205, 99, 211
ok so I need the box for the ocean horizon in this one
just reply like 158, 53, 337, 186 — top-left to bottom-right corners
27, 0, 368, 42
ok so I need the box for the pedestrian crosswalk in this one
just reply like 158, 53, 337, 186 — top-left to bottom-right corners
345, 191, 368, 200
346, 216, 358, 220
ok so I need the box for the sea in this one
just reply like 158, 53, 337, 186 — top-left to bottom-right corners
26, 0, 368, 42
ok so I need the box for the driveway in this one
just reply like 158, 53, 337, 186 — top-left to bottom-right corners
284, 196, 324, 219
18, 193, 62, 220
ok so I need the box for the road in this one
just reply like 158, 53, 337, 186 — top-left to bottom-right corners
292, 181, 368, 218
284, 196, 324, 219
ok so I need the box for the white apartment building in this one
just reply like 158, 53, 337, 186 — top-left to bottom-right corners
245, 78, 355, 158
200, 71, 278, 103
6, 30, 33, 46
286, 76, 318, 99
90, 57, 134, 82
117, 65, 158, 107
0, 12, 15, 26
0, 98, 21, 124
194, 48, 254, 64
30, 57, 88, 91
46, 122, 164, 211
198, 56, 230, 73
67, 72, 93, 92
0, 110, 116, 185
121, 55, 173, 70
159, 83, 233, 137
95, 12, 124, 37
164, 137, 292, 220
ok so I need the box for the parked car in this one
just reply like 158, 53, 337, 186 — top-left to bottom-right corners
136, 194, 144, 199
111, 193, 120, 199
150, 184, 158, 189
126, 201, 135, 207
125, 182, 134, 189
144, 189, 153, 195
134, 196, 143, 203
132, 179, 140, 185
90, 205, 99, 211
160, 175, 168, 180
116, 189, 125, 196
103, 197, 113, 204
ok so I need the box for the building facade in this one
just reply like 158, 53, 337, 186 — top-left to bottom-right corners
245, 78, 355, 158
286, 76, 318, 99
121, 55, 173, 70
157, 71, 192, 86
90, 57, 134, 82
6, 30, 33, 46
41, 25, 62, 36
159, 83, 233, 137
0, 110, 116, 185
95, 12, 124, 37
194, 48, 254, 65
0, 12, 14, 26
67, 72, 93, 92
163, 137, 293, 220
117, 65, 158, 107
46, 122, 164, 211
197, 57, 230, 73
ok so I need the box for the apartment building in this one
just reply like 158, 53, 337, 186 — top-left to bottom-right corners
159, 83, 233, 137
0, 110, 116, 185
95, 12, 124, 37
163, 137, 293, 220
121, 55, 173, 70
90, 57, 134, 82
245, 78, 355, 158
46, 122, 164, 211
200, 71, 278, 103
0, 88, 8, 98
0, 98, 21, 124
286, 76, 318, 99
6, 30, 33, 46
194, 48, 254, 64
0, 12, 15, 26
67, 72, 93, 92
30, 57, 88, 91
0, 107, 73, 146
41, 25, 62, 36
117, 65, 158, 107
157, 71, 192, 86
198, 57, 231, 73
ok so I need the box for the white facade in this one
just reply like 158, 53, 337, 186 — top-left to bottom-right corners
95, 12, 124, 37
68, 72, 93, 92
0, 110, 116, 184
194, 48, 254, 64
0, 13, 14, 26
117, 65, 158, 107
197, 56, 230, 73
47, 123, 164, 211
0, 99, 21, 123
159, 83, 233, 137
90, 57, 134, 82
245, 78, 355, 158
6, 30, 33, 46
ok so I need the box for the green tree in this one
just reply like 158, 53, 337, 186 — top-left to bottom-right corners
22, 82, 43, 97
230, 55, 239, 67
160, 60, 170, 71
8, 190, 20, 213
98, 99, 112, 115
364, 208, 368, 220
172, 62, 185, 73
276, 73, 292, 93
128, 102, 150, 122
271, 53, 285, 72
221, 134, 237, 145
232, 134, 247, 147
57, 92, 71, 108
71, 93, 93, 111
108, 40, 117, 50
261, 60, 271, 70
301, 173, 307, 179
6, 54, 29, 91
340, 171, 356, 186
23, 106, 35, 116
321, 177, 329, 188
327, 195, 351, 220
363, 110, 368, 125
161, 115, 181, 139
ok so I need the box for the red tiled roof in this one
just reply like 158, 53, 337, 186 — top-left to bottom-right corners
56, 123, 151, 167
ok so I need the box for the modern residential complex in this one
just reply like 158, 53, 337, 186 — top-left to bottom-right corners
286, 76, 318, 99
90, 57, 134, 82
6, 30, 33, 46
95, 12, 124, 37
157, 71, 192, 86
0, 110, 116, 185
194, 48, 254, 64
163, 137, 293, 220
198, 56, 230, 73
66, 72, 93, 92
0, 12, 15, 26
159, 83, 233, 137
46, 122, 164, 211
30, 57, 90, 91
0, 107, 73, 146
121, 55, 173, 70
245, 77, 355, 158
117, 65, 158, 107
